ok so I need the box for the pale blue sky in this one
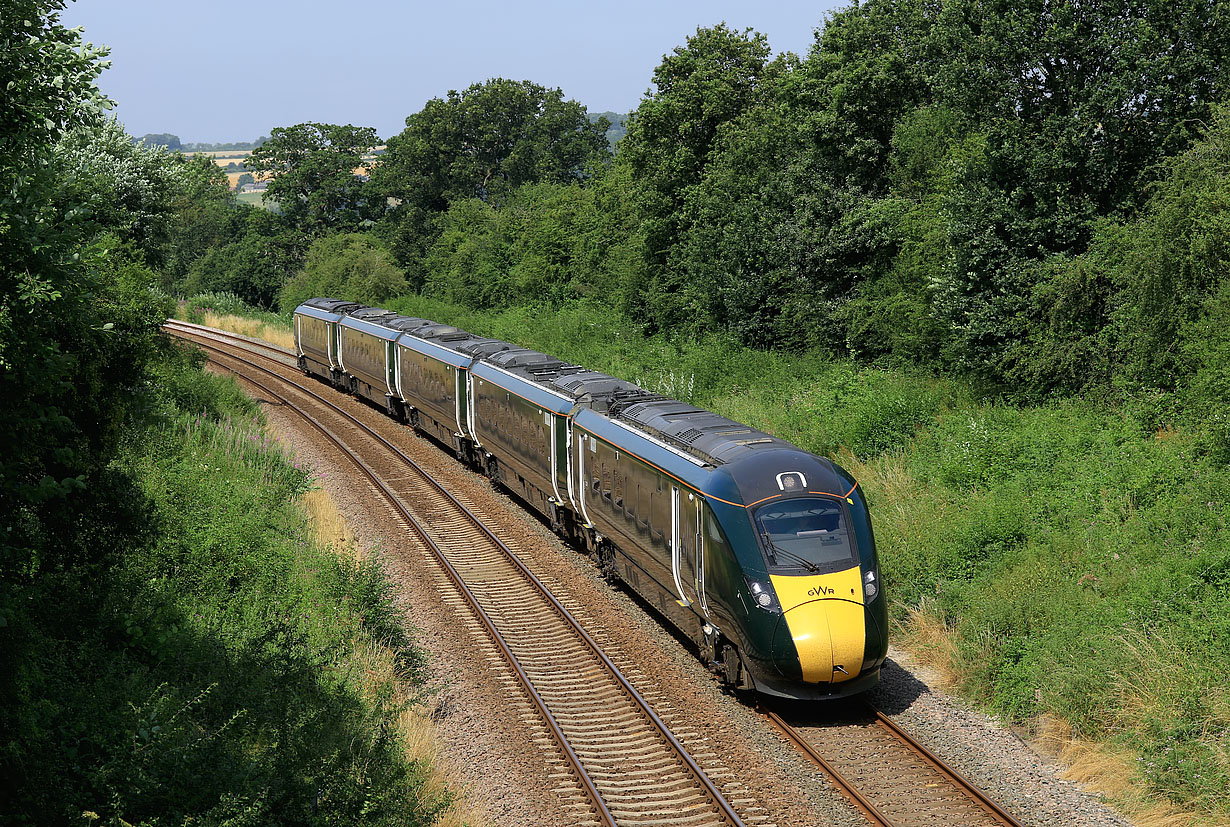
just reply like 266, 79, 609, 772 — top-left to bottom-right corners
62, 1, 844, 143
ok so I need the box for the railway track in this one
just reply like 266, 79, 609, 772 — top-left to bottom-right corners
168, 320, 1032, 827
763, 703, 1026, 827
165, 320, 749, 827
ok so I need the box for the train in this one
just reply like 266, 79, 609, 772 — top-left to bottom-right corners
293, 298, 888, 700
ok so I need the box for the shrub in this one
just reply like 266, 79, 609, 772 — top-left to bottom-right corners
279, 232, 409, 313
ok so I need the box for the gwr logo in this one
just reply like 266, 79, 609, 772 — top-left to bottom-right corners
808, 585, 834, 597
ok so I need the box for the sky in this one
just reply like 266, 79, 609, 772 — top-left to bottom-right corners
62, 1, 844, 144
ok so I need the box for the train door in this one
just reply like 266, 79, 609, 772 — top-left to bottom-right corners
455, 367, 468, 436
385, 341, 397, 395
670, 487, 702, 607
552, 414, 568, 504
332, 323, 345, 371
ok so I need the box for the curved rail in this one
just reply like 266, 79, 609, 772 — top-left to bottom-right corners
870, 707, 1024, 827
166, 322, 746, 827
761, 700, 1025, 827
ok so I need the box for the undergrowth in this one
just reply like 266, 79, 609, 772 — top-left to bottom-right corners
3, 342, 444, 826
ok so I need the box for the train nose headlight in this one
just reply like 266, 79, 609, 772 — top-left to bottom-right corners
863, 570, 879, 601
748, 581, 779, 612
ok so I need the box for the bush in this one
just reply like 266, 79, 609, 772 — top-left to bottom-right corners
279, 232, 409, 313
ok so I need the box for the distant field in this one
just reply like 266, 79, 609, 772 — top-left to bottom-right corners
236, 190, 266, 206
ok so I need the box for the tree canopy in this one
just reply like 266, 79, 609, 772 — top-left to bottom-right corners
246, 122, 379, 232
373, 78, 610, 213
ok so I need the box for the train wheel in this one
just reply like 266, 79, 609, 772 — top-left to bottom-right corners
720, 644, 753, 691
597, 541, 619, 584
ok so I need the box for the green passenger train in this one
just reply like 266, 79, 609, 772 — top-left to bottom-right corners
294, 298, 888, 699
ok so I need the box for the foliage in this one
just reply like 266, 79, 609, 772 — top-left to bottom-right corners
616, 24, 779, 331
375, 78, 609, 212
3, 346, 441, 825
181, 209, 308, 309
421, 174, 644, 310
159, 154, 251, 287
608, 1, 1230, 386
137, 133, 181, 150
278, 233, 409, 314
590, 110, 628, 148
52, 118, 185, 266
246, 122, 380, 233
371, 78, 611, 272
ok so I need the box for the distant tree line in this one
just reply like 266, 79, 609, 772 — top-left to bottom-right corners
138, 134, 270, 152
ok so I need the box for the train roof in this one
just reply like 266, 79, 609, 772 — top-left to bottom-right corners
300, 297, 363, 314
298, 299, 803, 466
347, 307, 404, 326
551, 370, 658, 413
614, 398, 793, 465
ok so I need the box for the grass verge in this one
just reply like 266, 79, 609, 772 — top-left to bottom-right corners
3, 340, 456, 826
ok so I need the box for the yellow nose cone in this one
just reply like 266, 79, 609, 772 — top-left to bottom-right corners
771, 567, 865, 684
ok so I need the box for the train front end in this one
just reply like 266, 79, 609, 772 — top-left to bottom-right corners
713, 451, 888, 700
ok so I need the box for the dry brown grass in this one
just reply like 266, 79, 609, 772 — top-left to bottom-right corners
201, 312, 296, 351
1035, 715, 1210, 827
894, 580, 1229, 826
300, 486, 488, 827
895, 598, 961, 690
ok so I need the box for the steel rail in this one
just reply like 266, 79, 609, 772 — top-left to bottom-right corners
181, 338, 617, 827
168, 324, 746, 827
761, 696, 1025, 827
168, 319, 294, 360
870, 707, 1024, 827
759, 708, 893, 827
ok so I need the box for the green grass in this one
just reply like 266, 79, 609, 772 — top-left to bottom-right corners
235, 190, 269, 208
4, 343, 445, 826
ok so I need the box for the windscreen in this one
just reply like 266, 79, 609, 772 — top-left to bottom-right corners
754, 496, 856, 572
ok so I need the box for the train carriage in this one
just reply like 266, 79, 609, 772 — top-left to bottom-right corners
338, 308, 404, 410
293, 298, 361, 384
465, 348, 581, 520
393, 322, 475, 451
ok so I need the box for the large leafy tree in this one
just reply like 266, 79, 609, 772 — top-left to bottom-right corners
374, 78, 610, 212
371, 78, 609, 270
2, 4, 172, 791
616, 24, 779, 332
245, 122, 380, 232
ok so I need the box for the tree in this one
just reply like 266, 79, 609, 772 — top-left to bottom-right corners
236, 172, 254, 190
245, 122, 379, 232
2, 9, 171, 794
616, 24, 779, 333
53, 118, 184, 266
372, 78, 610, 224
138, 132, 180, 151
160, 154, 250, 288
182, 208, 308, 308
